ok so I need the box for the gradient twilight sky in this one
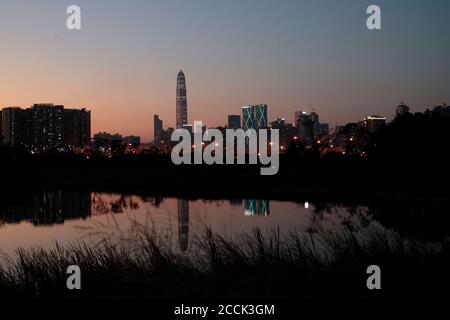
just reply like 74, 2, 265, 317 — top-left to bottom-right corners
1, 0, 449, 141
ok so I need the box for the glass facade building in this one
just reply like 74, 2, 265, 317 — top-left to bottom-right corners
242, 105, 268, 131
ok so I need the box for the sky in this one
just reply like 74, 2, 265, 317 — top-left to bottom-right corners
1, 0, 449, 141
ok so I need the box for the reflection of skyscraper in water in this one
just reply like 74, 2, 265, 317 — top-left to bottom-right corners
32, 191, 91, 225
0, 190, 91, 226
177, 199, 189, 251
244, 199, 270, 216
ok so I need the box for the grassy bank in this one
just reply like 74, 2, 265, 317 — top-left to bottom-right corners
0, 226, 449, 300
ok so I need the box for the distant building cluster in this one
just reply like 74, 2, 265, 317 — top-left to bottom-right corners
151, 70, 394, 156
432, 103, 450, 117
1, 104, 90, 152
4, 70, 448, 160
0, 103, 146, 156
93, 132, 141, 155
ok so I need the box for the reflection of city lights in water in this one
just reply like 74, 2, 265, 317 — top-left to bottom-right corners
244, 199, 270, 216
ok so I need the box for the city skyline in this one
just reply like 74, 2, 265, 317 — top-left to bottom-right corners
1, 92, 444, 145
0, 0, 449, 307
1, 0, 449, 142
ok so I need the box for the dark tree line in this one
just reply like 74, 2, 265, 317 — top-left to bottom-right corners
369, 109, 450, 166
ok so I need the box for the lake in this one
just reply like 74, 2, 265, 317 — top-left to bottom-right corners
0, 190, 390, 257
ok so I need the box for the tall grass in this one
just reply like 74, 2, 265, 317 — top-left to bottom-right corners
0, 225, 448, 300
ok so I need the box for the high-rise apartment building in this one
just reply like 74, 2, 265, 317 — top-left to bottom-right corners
1, 104, 90, 150
1, 107, 25, 147
29, 104, 64, 149
63, 108, 91, 147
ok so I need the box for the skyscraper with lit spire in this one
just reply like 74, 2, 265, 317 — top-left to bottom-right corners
176, 70, 188, 128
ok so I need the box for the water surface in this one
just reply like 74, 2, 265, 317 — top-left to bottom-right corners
0, 190, 378, 256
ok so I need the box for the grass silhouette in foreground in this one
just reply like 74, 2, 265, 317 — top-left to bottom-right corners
0, 226, 449, 300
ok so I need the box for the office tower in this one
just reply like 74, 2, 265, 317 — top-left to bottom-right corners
63, 108, 91, 147
396, 102, 410, 117
296, 111, 318, 142
295, 110, 319, 127
228, 115, 241, 129
177, 199, 189, 252
242, 105, 255, 131
254, 104, 268, 129
271, 118, 287, 144
242, 104, 269, 130
1, 107, 25, 147
29, 104, 64, 149
176, 70, 188, 128
365, 115, 386, 133
153, 115, 163, 144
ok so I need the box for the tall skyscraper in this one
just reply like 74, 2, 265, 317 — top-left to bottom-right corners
177, 199, 189, 252
153, 115, 163, 143
176, 70, 188, 129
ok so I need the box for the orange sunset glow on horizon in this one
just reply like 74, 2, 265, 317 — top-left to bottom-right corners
1, 0, 448, 142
